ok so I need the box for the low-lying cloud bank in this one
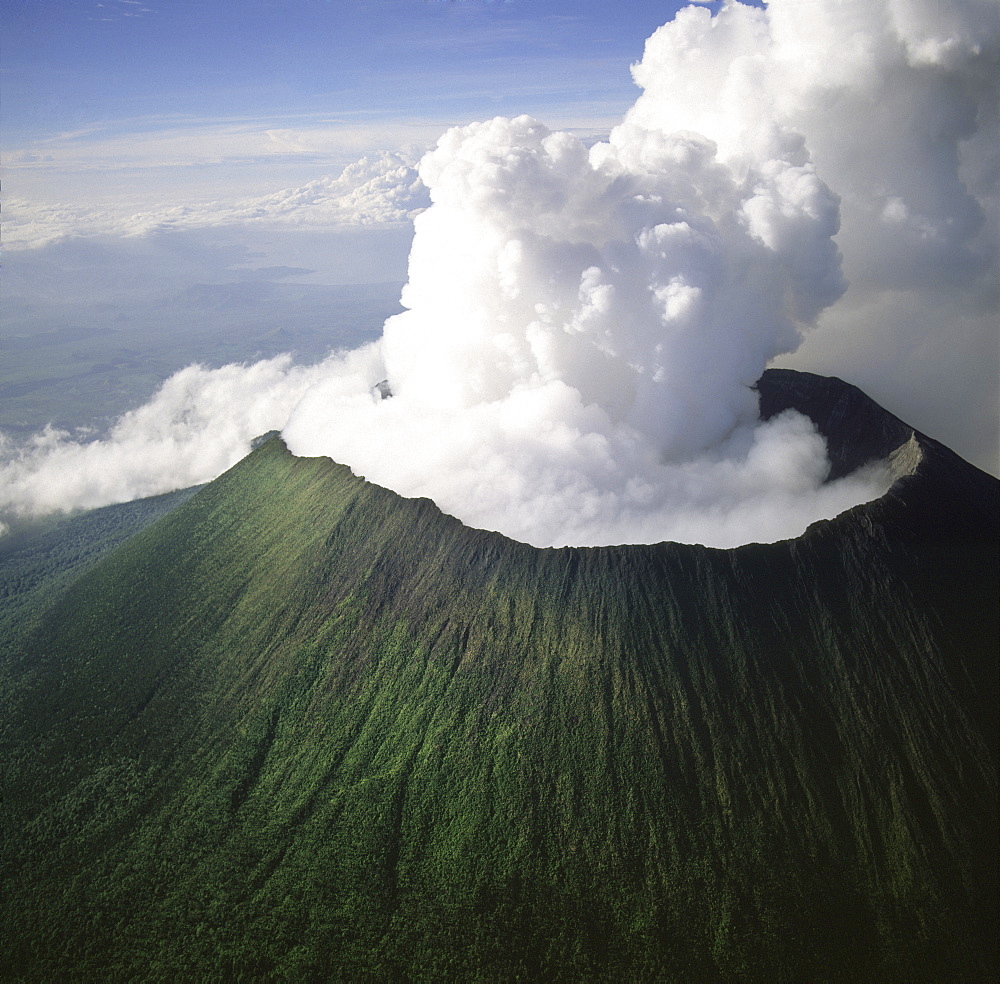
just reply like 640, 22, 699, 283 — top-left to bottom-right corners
0, 355, 345, 525
4, 152, 429, 250
2, 0, 995, 546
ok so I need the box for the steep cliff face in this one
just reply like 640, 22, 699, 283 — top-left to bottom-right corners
1, 370, 996, 982
757, 369, 918, 479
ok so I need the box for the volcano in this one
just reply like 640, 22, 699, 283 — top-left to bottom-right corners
1, 369, 996, 982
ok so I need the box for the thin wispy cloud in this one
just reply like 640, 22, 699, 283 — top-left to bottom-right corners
90, 0, 156, 21
4, 118, 435, 172
2, 2, 663, 179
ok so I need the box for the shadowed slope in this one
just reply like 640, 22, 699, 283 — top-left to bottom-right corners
1, 370, 996, 982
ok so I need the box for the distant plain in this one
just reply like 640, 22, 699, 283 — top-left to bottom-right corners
1, 232, 406, 440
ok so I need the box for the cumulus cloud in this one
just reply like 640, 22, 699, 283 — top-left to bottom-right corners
278, 103, 876, 547
4, 0, 995, 545
3, 152, 430, 249
769, 0, 999, 472
291, 0, 968, 547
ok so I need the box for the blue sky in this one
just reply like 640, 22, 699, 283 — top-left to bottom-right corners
3, 0, 713, 202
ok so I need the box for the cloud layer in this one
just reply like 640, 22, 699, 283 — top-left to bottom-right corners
4, 152, 430, 250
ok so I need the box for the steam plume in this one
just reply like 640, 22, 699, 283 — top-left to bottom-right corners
4, 0, 995, 546
294, 0, 983, 546
286, 0, 996, 546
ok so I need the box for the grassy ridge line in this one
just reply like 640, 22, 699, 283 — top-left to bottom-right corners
1, 425, 997, 981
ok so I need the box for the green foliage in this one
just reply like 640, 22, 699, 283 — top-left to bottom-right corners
1, 431, 996, 982
0, 486, 201, 646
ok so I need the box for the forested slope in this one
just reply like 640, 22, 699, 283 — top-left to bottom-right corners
0, 486, 202, 645
1, 370, 996, 982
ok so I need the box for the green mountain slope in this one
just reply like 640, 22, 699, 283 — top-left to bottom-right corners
0, 485, 202, 646
1, 370, 996, 982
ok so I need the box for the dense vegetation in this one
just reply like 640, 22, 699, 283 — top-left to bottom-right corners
1, 371, 996, 982
0, 486, 201, 646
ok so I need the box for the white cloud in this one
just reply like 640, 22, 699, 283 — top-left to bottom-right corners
3, 0, 995, 543
599, 0, 998, 473
0, 350, 379, 519
282, 0, 996, 544
3, 152, 430, 249
0, 115, 447, 212
765, 0, 999, 473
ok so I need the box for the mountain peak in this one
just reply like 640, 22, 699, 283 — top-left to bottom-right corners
2, 370, 996, 982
